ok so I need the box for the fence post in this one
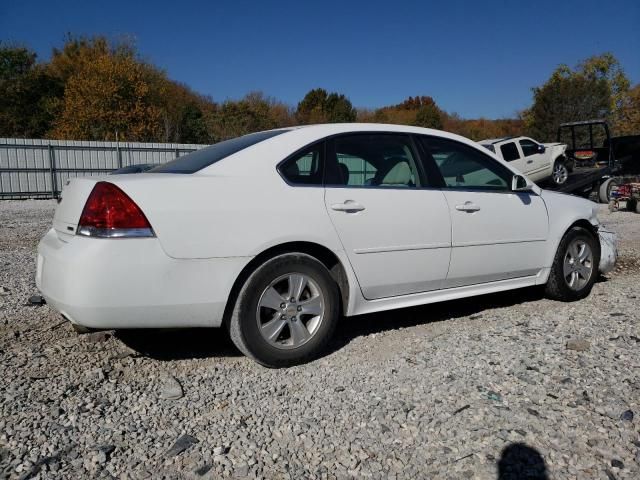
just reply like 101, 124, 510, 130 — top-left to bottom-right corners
48, 144, 57, 199
116, 142, 123, 169
175, 147, 179, 159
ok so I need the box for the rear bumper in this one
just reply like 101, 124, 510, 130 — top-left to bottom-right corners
36, 228, 250, 329
598, 229, 618, 274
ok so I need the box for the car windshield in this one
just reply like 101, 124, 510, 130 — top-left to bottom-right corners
150, 129, 290, 173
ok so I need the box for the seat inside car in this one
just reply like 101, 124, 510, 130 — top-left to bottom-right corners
372, 157, 414, 187
336, 163, 350, 185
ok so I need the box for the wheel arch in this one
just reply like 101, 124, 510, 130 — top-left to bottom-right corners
222, 241, 351, 328
568, 218, 598, 237
547, 218, 600, 268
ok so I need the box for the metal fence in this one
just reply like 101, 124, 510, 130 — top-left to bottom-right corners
0, 138, 207, 199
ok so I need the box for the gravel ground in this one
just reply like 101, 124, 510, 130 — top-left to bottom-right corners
0, 199, 639, 480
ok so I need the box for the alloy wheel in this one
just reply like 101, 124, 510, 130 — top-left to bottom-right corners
562, 239, 593, 290
553, 163, 568, 185
256, 273, 325, 349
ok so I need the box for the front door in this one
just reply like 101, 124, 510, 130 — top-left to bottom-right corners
418, 135, 549, 288
323, 133, 451, 300
519, 138, 549, 179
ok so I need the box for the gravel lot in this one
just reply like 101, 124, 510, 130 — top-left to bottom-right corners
1, 199, 639, 480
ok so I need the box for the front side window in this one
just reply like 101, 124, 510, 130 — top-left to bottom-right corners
500, 142, 520, 162
419, 137, 511, 191
326, 134, 421, 188
519, 139, 539, 157
278, 146, 323, 185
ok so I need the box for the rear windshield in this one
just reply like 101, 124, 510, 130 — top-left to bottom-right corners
150, 129, 290, 173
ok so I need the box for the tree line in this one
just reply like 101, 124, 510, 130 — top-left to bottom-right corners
1, 36, 638, 144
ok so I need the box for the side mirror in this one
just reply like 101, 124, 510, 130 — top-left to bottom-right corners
538, 144, 546, 154
512, 174, 533, 192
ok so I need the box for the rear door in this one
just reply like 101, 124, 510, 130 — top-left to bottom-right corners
498, 141, 530, 175
323, 133, 451, 300
418, 135, 548, 288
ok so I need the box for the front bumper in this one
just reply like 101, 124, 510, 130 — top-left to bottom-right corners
598, 229, 618, 274
36, 228, 250, 329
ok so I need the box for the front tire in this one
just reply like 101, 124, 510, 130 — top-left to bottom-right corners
229, 253, 340, 368
545, 227, 600, 301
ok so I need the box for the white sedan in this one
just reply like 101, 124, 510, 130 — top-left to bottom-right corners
37, 124, 617, 367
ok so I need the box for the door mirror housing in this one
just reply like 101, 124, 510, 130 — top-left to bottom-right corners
512, 174, 534, 192
537, 144, 546, 154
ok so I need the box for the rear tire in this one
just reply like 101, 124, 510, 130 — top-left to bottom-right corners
551, 159, 569, 186
229, 253, 340, 368
545, 226, 600, 301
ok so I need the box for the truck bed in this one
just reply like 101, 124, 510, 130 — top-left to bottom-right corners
545, 164, 612, 194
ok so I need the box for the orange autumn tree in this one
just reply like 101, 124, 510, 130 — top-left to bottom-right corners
50, 43, 163, 141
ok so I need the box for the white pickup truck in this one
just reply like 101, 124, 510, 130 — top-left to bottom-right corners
479, 136, 570, 186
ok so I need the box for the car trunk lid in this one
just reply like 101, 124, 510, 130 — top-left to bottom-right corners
53, 177, 100, 237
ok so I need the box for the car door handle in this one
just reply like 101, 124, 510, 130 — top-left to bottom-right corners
527, 159, 534, 164
455, 202, 481, 212
331, 200, 365, 212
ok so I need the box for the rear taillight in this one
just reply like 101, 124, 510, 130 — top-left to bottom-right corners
77, 182, 155, 238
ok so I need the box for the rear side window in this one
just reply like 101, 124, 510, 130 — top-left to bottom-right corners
279, 145, 323, 185
500, 142, 520, 162
151, 130, 289, 173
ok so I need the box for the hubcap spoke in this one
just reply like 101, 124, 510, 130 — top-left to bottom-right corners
570, 242, 580, 259
260, 287, 286, 311
289, 319, 311, 345
578, 264, 591, 279
578, 247, 590, 263
288, 274, 307, 302
261, 315, 287, 341
299, 295, 323, 316
570, 271, 579, 287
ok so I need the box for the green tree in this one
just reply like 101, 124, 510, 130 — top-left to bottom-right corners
369, 95, 443, 128
0, 45, 60, 137
209, 92, 293, 141
525, 53, 631, 141
414, 103, 443, 129
296, 88, 356, 124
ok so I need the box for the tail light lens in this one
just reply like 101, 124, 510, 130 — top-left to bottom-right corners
77, 182, 155, 238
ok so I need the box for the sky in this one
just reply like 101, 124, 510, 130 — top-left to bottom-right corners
1, 0, 639, 119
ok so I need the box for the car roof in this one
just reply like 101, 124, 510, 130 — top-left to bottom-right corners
479, 136, 519, 145
125, 123, 514, 180
195, 123, 512, 176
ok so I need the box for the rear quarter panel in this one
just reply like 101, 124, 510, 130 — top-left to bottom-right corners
111, 174, 343, 259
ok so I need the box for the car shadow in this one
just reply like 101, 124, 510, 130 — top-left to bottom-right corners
497, 442, 549, 479
327, 286, 545, 354
115, 327, 242, 361
115, 286, 547, 363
